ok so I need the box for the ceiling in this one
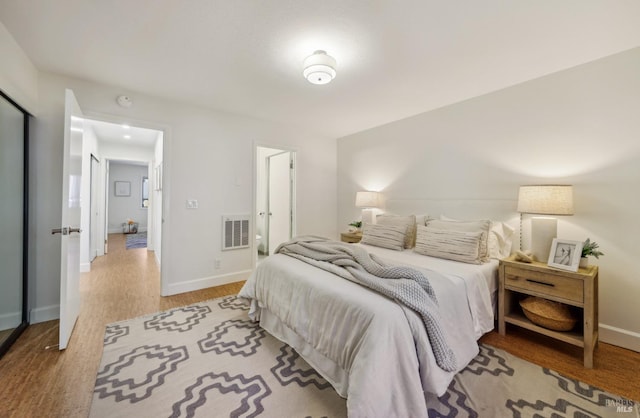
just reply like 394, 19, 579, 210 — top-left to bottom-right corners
1, 1, 640, 138
87, 119, 160, 149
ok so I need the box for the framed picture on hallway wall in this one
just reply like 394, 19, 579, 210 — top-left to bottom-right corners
114, 181, 131, 197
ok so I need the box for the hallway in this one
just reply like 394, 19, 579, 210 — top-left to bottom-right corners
0, 234, 245, 417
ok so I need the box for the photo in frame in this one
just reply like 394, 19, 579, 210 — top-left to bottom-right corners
547, 238, 583, 272
114, 181, 131, 197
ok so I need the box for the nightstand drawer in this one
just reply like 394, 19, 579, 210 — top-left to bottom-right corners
504, 266, 584, 304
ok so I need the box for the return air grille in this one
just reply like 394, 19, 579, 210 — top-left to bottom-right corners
222, 215, 250, 250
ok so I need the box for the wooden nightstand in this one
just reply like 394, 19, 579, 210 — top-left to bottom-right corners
498, 257, 599, 368
340, 231, 362, 243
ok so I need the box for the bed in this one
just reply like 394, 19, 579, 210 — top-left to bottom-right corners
238, 215, 513, 417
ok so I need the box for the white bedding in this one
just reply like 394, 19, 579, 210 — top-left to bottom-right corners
238, 243, 498, 418
356, 243, 498, 338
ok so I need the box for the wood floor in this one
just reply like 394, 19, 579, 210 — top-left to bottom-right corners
0, 234, 244, 418
0, 235, 638, 417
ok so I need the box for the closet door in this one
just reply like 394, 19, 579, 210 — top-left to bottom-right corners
0, 91, 29, 358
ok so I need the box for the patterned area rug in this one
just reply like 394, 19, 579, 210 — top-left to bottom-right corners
90, 296, 637, 418
125, 232, 147, 250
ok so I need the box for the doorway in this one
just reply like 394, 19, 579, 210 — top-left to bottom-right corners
255, 146, 296, 261
79, 118, 164, 271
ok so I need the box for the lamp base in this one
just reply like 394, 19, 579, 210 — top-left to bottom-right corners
531, 217, 557, 262
361, 209, 375, 225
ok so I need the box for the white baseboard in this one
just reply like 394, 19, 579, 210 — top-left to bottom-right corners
80, 262, 91, 273
163, 270, 251, 296
600, 324, 640, 352
30, 304, 59, 324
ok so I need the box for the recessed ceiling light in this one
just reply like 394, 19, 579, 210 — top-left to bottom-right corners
122, 124, 130, 129
124, 134, 131, 139
303, 50, 337, 85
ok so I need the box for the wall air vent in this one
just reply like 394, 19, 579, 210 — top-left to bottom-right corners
222, 215, 250, 250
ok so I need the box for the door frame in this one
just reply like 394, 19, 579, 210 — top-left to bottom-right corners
77, 110, 171, 296
266, 151, 294, 255
253, 143, 297, 266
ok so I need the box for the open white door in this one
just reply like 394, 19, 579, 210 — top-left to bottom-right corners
267, 151, 293, 255
54, 89, 84, 350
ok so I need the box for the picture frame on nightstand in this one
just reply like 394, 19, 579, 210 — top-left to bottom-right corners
547, 238, 583, 272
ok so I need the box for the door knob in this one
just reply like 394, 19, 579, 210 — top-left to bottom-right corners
51, 227, 82, 235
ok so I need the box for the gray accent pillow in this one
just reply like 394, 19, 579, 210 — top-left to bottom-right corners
376, 214, 417, 248
360, 223, 407, 251
414, 226, 484, 264
426, 218, 490, 261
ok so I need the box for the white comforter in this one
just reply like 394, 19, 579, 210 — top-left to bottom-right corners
238, 246, 496, 418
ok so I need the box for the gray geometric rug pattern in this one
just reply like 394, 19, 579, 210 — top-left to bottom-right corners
90, 296, 637, 417
90, 296, 346, 417
125, 232, 147, 249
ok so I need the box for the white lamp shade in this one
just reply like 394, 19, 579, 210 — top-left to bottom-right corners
303, 50, 337, 85
355, 191, 381, 208
517, 185, 574, 215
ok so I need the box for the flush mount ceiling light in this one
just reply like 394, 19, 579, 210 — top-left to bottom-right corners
303, 50, 337, 85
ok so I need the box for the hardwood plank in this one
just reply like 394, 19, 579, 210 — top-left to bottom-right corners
0, 234, 245, 418
481, 326, 640, 401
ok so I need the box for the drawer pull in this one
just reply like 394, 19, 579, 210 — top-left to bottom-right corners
526, 279, 555, 287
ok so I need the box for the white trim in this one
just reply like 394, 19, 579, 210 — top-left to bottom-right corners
80, 262, 90, 273
162, 270, 252, 297
600, 324, 640, 352
30, 305, 59, 324
82, 110, 171, 298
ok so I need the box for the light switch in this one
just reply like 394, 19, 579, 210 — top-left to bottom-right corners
186, 199, 198, 209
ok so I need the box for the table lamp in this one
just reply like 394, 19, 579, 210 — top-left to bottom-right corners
517, 185, 574, 261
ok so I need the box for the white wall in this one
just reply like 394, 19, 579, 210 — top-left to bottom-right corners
24, 71, 336, 319
0, 22, 38, 114
337, 47, 640, 351
107, 162, 149, 233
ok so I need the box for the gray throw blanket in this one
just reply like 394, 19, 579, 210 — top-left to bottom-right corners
276, 236, 457, 372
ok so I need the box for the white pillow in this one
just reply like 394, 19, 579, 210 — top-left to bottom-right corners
414, 226, 483, 264
376, 214, 416, 248
489, 221, 515, 259
360, 223, 407, 251
440, 215, 514, 259
427, 218, 490, 261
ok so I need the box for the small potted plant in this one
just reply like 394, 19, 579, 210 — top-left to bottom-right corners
580, 238, 604, 268
348, 221, 362, 233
